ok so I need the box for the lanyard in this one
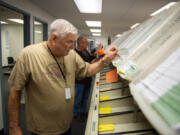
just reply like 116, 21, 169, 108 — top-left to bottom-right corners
47, 44, 66, 82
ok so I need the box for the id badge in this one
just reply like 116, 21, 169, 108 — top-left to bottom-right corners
65, 88, 71, 99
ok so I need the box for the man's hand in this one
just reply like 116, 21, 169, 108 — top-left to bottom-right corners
103, 46, 118, 64
9, 126, 22, 135
87, 46, 118, 77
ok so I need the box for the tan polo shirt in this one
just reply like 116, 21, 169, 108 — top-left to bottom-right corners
8, 42, 89, 135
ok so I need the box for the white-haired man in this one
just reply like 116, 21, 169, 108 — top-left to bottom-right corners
8, 19, 118, 135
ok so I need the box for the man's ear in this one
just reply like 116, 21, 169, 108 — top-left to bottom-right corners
50, 34, 57, 42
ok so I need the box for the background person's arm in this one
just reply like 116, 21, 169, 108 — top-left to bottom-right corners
8, 86, 22, 135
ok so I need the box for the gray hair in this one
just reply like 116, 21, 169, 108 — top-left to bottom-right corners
49, 19, 78, 39
77, 35, 87, 45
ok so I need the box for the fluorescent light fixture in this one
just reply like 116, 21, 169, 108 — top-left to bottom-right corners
35, 31, 42, 34
0, 21, 8, 24
116, 34, 121, 37
92, 33, 101, 36
130, 23, 140, 29
85, 21, 101, 27
74, 0, 102, 13
151, 2, 176, 16
8, 19, 24, 24
90, 29, 101, 32
34, 21, 42, 25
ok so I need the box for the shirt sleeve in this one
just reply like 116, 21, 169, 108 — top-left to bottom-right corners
8, 49, 30, 91
75, 51, 90, 80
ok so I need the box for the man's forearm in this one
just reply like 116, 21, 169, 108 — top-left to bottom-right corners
8, 86, 21, 128
87, 59, 105, 77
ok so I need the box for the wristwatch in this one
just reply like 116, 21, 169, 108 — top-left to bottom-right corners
101, 57, 109, 66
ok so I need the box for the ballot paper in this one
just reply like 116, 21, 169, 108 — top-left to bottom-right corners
111, 8, 170, 77
117, 61, 137, 77
119, 9, 169, 57
135, 47, 180, 131
114, 5, 180, 82
118, 48, 129, 56
132, 8, 180, 64
112, 30, 133, 48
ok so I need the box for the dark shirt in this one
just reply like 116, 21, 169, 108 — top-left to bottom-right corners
75, 48, 95, 84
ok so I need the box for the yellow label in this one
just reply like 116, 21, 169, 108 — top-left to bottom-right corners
99, 96, 109, 101
99, 107, 112, 114
98, 124, 115, 132
118, 68, 125, 74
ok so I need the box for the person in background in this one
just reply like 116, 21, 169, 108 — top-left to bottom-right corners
97, 43, 105, 59
73, 35, 96, 122
8, 19, 118, 135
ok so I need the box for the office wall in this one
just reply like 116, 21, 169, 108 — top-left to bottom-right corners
0, 0, 56, 131
0, 60, 2, 130
34, 25, 43, 43
94, 36, 122, 50
1, 0, 56, 65
1, 24, 23, 66
0, 86, 2, 130
94, 37, 107, 46
2, 0, 56, 43
0, 12, 3, 130
92, 36, 108, 50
